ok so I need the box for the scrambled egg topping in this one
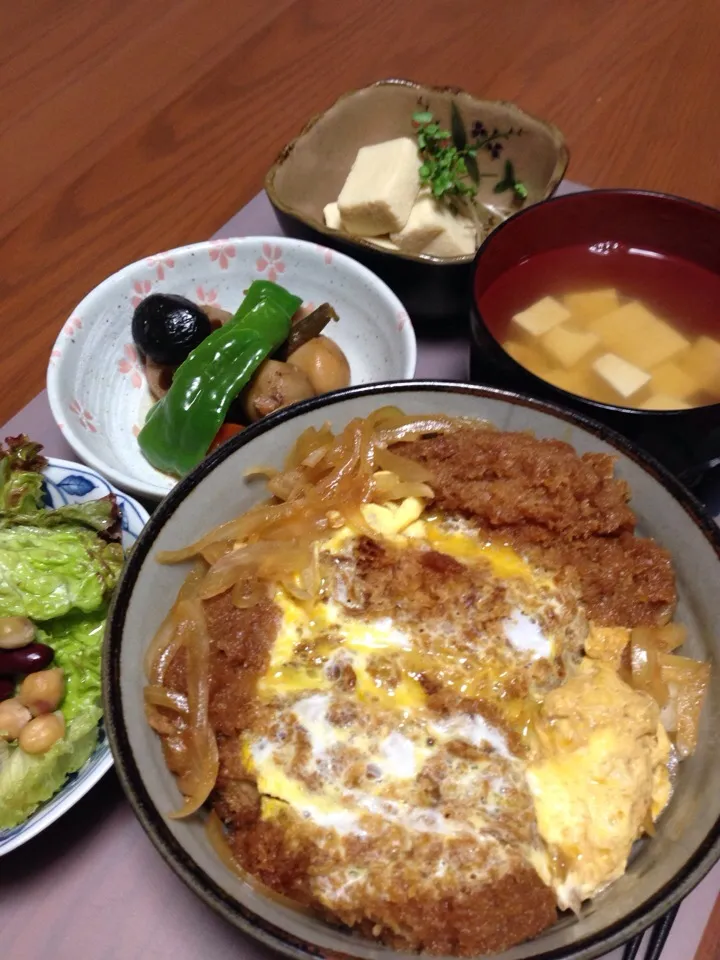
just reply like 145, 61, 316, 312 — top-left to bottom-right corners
238, 496, 675, 914
526, 660, 671, 910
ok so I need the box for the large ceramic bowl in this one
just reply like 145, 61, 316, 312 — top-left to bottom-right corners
0, 458, 148, 857
266, 79, 568, 326
105, 382, 720, 960
47, 237, 417, 502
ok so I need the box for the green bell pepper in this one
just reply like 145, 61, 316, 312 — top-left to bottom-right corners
138, 281, 302, 477
231, 280, 301, 324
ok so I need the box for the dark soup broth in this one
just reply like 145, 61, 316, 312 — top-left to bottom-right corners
478, 242, 720, 411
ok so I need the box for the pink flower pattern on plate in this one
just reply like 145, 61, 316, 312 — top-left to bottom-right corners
118, 343, 144, 388
209, 242, 236, 270
146, 254, 175, 281
131, 424, 141, 438
195, 285, 218, 304
396, 310, 409, 332
131, 279, 152, 308
64, 316, 82, 337
69, 400, 97, 433
49, 348, 62, 367
256, 242, 285, 283
321, 247, 333, 265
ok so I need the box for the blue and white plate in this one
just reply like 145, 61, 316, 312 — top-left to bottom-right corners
0, 458, 149, 856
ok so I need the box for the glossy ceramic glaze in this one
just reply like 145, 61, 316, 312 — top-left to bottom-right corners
47, 237, 416, 501
0, 458, 148, 857
469, 190, 720, 486
266, 79, 568, 326
105, 382, 720, 960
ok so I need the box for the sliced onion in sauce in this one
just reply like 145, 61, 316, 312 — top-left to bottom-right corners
658, 653, 710, 757
167, 598, 218, 819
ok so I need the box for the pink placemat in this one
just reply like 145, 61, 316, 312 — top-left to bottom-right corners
1, 187, 718, 960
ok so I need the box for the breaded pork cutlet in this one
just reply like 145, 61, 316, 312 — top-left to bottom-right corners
397, 428, 676, 625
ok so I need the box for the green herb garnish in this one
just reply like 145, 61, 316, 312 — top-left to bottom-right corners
413, 108, 483, 203
494, 159, 528, 202
412, 103, 527, 206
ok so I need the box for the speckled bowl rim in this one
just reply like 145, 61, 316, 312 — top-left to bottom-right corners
265, 78, 570, 267
104, 381, 720, 960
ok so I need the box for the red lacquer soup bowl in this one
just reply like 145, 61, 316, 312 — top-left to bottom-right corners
469, 189, 720, 495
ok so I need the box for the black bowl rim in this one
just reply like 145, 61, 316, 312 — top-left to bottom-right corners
469, 186, 720, 416
104, 379, 720, 960
264, 77, 570, 267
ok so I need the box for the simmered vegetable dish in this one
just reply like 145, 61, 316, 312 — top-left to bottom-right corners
133, 281, 351, 478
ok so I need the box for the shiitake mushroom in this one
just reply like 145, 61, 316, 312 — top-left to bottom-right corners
132, 294, 212, 366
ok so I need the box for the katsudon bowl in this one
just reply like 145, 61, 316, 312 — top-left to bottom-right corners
104, 382, 720, 960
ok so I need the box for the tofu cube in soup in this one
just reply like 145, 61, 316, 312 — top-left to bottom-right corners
640, 394, 692, 410
593, 353, 651, 400
649, 360, 698, 402
589, 302, 690, 368
543, 367, 595, 397
543, 367, 616, 404
503, 340, 540, 370
511, 297, 571, 340
680, 335, 720, 397
540, 325, 600, 369
337, 137, 421, 236
563, 288, 620, 321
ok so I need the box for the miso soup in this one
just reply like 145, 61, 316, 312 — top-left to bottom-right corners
478, 243, 720, 410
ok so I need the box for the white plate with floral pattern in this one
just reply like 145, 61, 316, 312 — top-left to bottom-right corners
0, 458, 148, 856
46, 237, 417, 500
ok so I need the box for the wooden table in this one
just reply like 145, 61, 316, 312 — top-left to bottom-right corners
2, 3, 720, 956
2, 0, 720, 425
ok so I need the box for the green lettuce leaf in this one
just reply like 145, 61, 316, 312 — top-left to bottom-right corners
0, 436, 127, 830
0, 525, 123, 621
0, 706, 101, 829
0, 609, 106, 829
39, 609, 105, 720
0, 495, 121, 536
0, 435, 47, 516
0, 435, 120, 538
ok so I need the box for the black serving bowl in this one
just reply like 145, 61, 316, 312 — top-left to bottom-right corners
469, 189, 720, 491
105, 381, 720, 960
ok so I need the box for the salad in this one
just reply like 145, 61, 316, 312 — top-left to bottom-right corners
0, 437, 124, 829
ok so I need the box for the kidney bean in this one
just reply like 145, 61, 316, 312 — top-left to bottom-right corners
0, 643, 54, 676
0, 677, 14, 701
